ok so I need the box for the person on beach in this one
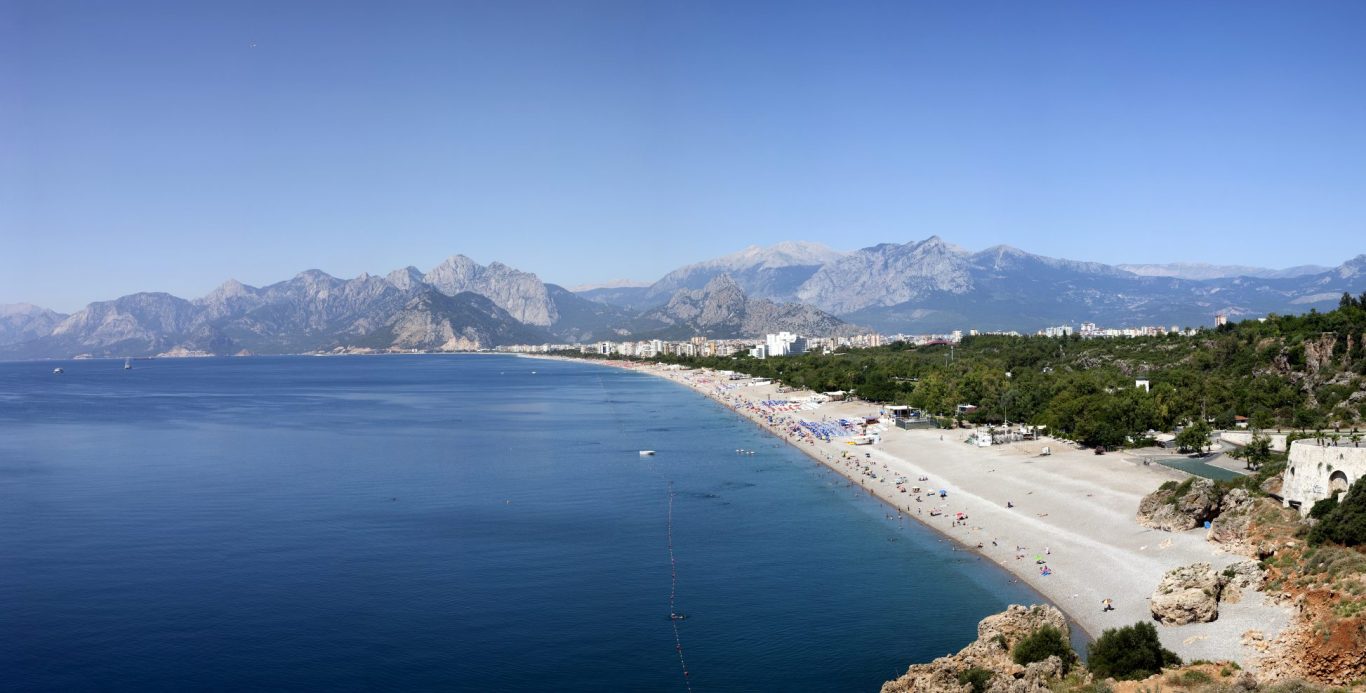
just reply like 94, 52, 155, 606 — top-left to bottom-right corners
1102, 598, 1114, 612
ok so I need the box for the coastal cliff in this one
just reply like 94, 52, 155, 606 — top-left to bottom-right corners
881, 604, 1074, 693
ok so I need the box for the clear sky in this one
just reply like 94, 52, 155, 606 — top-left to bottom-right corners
3, 0, 1365, 312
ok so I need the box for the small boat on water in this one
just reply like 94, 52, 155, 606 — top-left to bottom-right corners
52, 367, 64, 374
639, 450, 656, 456
123, 358, 132, 370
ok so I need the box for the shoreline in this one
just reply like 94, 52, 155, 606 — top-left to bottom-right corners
526, 354, 1293, 670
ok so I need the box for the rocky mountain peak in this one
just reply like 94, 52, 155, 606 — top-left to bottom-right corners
701, 272, 743, 294
795, 237, 974, 314
293, 269, 338, 287
0, 303, 68, 347
421, 255, 557, 326
644, 272, 855, 338
385, 266, 426, 292
202, 279, 254, 300
1337, 254, 1366, 278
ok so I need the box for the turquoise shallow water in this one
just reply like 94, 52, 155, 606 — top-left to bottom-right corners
0, 354, 1046, 691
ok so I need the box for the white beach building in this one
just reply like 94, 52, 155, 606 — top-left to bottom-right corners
1281, 439, 1366, 515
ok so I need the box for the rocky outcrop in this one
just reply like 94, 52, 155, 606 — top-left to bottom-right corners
1303, 333, 1338, 378
1219, 560, 1267, 604
1207, 488, 1261, 556
881, 605, 1074, 693
1150, 562, 1223, 624
1137, 478, 1222, 532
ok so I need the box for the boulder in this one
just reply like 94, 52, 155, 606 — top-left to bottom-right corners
1207, 488, 1258, 553
986, 656, 1067, 693
1150, 562, 1223, 624
1137, 478, 1221, 532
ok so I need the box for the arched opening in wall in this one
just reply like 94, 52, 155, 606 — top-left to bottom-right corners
1328, 470, 1349, 498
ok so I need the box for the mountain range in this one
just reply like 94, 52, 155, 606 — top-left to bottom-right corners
585, 238, 1366, 333
0, 255, 852, 359
3, 238, 1363, 359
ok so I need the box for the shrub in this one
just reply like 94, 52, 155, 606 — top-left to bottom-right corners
1309, 496, 1339, 519
956, 667, 993, 693
1167, 668, 1213, 686
1011, 624, 1075, 673
1308, 476, 1366, 547
1087, 621, 1181, 681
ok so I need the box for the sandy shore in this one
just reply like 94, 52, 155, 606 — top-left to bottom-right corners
531, 356, 1292, 668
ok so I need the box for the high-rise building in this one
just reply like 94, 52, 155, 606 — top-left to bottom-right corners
765, 332, 807, 357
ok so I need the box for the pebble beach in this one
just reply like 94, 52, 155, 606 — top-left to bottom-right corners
543, 357, 1295, 669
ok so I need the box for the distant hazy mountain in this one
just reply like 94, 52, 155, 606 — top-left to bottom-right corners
19, 292, 207, 359
3, 241, 1362, 359
638, 274, 857, 339
813, 241, 1366, 333
355, 290, 552, 351
1116, 262, 1330, 280
0, 255, 644, 359
422, 256, 558, 326
567, 278, 650, 292
579, 241, 846, 310
0, 303, 68, 346
577, 237, 1365, 334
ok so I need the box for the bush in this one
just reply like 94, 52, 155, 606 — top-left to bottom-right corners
1309, 496, 1339, 519
1308, 476, 1366, 547
1166, 668, 1213, 686
1011, 624, 1075, 673
1087, 621, 1181, 681
956, 667, 993, 693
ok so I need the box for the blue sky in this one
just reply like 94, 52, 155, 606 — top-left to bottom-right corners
3, 0, 1365, 312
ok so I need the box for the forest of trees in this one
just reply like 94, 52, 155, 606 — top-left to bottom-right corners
609, 295, 1366, 449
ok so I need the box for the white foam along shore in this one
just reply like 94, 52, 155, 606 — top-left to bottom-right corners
530, 355, 1293, 670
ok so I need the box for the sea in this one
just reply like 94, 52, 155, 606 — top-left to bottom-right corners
0, 354, 1048, 691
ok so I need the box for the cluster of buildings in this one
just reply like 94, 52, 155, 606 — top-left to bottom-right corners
498, 313, 1231, 357
498, 332, 885, 359
1037, 322, 1202, 339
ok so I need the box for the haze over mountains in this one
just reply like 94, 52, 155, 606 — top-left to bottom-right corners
2, 238, 1363, 359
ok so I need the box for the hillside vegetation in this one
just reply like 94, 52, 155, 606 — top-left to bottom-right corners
648, 295, 1366, 448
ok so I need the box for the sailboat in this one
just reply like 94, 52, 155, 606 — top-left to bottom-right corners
123, 358, 132, 370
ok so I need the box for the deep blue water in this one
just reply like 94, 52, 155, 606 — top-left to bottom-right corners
0, 355, 1046, 691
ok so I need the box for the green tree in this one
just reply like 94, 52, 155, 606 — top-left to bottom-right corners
1087, 621, 1181, 681
1175, 421, 1212, 454
1308, 476, 1366, 547
1235, 433, 1273, 471
1250, 409, 1274, 432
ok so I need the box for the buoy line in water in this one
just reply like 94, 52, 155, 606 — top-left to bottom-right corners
593, 370, 693, 690
667, 481, 693, 691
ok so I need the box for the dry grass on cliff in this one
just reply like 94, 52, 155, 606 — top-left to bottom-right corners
1247, 500, 1366, 687
1049, 662, 1357, 692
